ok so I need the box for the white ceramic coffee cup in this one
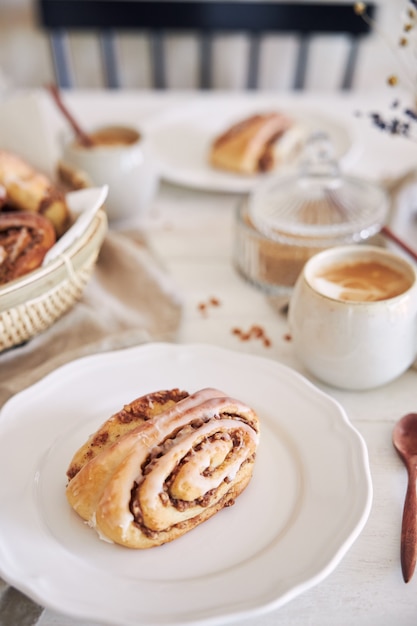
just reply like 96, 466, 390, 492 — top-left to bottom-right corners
288, 245, 417, 390
61, 125, 159, 225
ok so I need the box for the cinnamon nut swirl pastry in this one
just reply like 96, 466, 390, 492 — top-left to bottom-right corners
0, 211, 56, 285
66, 387, 260, 548
210, 112, 304, 175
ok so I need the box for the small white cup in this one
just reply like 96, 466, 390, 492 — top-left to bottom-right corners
61, 125, 159, 225
288, 245, 417, 390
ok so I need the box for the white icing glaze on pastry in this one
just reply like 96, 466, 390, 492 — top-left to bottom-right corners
66, 388, 260, 548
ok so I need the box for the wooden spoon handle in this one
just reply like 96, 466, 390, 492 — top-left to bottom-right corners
401, 464, 417, 582
46, 83, 94, 147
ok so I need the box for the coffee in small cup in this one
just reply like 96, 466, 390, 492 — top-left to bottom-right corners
311, 258, 413, 302
61, 124, 158, 224
288, 245, 417, 390
73, 126, 140, 149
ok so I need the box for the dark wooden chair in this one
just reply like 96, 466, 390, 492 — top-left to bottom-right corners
35, 0, 376, 90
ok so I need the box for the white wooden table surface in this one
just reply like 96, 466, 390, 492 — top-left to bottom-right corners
2, 89, 417, 626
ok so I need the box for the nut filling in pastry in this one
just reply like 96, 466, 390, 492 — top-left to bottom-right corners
66, 387, 260, 548
209, 112, 303, 175
0, 211, 56, 284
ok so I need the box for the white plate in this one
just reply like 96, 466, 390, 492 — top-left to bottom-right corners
0, 343, 372, 626
145, 98, 358, 193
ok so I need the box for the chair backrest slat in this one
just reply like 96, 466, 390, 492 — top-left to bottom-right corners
341, 36, 360, 90
99, 31, 120, 89
247, 34, 261, 90
49, 30, 74, 88
149, 31, 165, 89
199, 32, 212, 90
293, 36, 310, 90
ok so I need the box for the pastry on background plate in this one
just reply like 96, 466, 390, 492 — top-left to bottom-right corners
209, 111, 304, 175
66, 387, 260, 548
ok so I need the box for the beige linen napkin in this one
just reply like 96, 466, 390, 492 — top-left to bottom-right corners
0, 228, 183, 407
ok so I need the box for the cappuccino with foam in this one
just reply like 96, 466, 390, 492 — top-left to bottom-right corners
312, 258, 412, 302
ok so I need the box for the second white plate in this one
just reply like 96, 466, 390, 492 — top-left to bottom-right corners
145, 97, 358, 193
0, 343, 372, 626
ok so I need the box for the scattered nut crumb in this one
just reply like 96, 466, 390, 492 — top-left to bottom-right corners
197, 296, 222, 315
231, 324, 272, 348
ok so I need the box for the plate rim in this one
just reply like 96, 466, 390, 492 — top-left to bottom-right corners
0, 342, 373, 626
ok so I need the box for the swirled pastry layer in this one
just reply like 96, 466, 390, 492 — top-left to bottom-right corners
66, 387, 260, 548
209, 112, 303, 175
0, 211, 56, 284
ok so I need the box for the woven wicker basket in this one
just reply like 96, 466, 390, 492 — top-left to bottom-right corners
0, 208, 108, 352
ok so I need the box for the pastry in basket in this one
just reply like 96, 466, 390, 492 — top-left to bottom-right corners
209, 111, 304, 175
0, 211, 56, 285
66, 387, 260, 548
0, 150, 70, 236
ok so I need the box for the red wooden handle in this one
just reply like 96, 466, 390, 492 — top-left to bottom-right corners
401, 464, 417, 582
46, 84, 94, 148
